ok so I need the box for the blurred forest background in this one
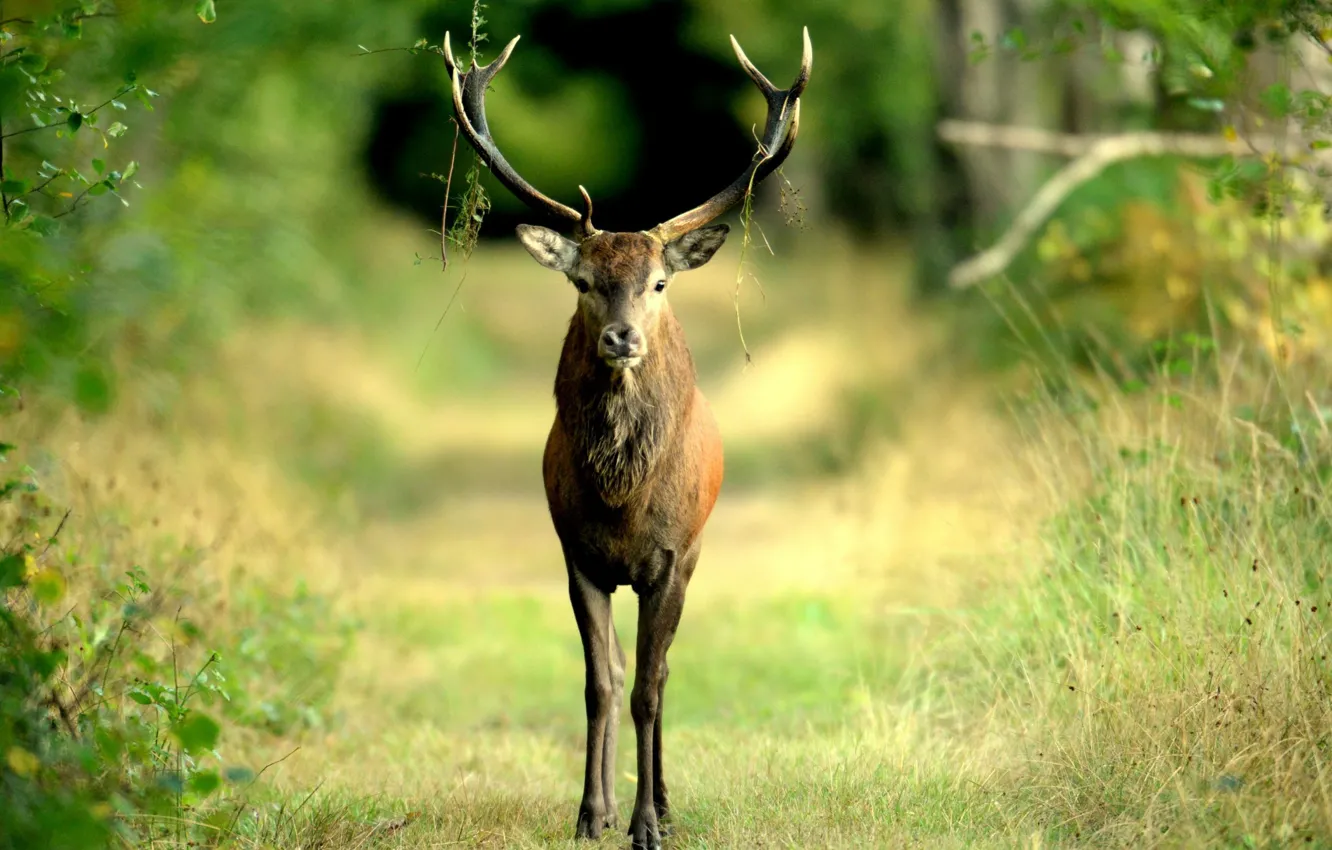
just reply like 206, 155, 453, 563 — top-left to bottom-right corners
4, 0, 1332, 847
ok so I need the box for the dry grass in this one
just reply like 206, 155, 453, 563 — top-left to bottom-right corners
16, 214, 1332, 847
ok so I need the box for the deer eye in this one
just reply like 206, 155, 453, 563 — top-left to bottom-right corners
653, 280, 667, 293
574, 277, 590, 294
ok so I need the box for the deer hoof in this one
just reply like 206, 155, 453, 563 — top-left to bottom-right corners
655, 805, 672, 835
575, 804, 605, 840
628, 820, 662, 850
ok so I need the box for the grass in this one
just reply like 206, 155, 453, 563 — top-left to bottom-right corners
234, 309, 1332, 847
12, 219, 1332, 847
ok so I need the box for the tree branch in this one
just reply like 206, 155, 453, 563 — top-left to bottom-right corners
0, 84, 134, 141
937, 120, 1315, 290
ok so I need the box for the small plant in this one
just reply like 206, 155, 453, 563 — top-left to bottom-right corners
0, 441, 353, 848
0, 449, 236, 847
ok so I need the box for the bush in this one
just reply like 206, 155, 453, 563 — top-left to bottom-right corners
0, 445, 353, 849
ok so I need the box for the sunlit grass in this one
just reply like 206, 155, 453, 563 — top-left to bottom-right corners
16, 217, 1332, 847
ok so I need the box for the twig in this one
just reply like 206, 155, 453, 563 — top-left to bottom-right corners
935, 120, 1322, 290
38, 508, 71, 558
0, 12, 114, 27
414, 120, 466, 372
1, 13, 7, 222
221, 747, 303, 837
54, 183, 96, 218
352, 44, 441, 58
0, 84, 135, 140
442, 122, 459, 273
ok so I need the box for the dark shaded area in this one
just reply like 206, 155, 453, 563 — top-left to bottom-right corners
364, 2, 762, 236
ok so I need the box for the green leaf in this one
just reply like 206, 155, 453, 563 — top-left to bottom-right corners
122, 161, 139, 181
172, 713, 221, 755
92, 158, 106, 176
189, 770, 221, 796
1, 179, 29, 195
195, 0, 217, 23
107, 122, 127, 138
128, 690, 153, 705
26, 215, 59, 237
31, 568, 67, 605
95, 727, 125, 760
111, 100, 127, 111
18, 53, 46, 74
0, 554, 24, 589
73, 363, 115, 415
1261, 83, 1293, 118
223, 766, 255, 784
67, 111, 83, 133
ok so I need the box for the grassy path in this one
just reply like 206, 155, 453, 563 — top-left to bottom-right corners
231, 238, 1040, 847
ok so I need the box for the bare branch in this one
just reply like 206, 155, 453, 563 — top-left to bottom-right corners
937, 120, 1319, 290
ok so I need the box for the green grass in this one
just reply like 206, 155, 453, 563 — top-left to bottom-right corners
222, 346, 1332, 849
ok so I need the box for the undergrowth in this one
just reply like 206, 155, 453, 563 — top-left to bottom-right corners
0, 441, 353, 849
932, 335, 1332, 845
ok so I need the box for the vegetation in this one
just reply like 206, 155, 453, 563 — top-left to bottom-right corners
3, 0, 1332, 847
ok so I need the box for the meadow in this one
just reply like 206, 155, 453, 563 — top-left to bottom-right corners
10, 202, 1329, 849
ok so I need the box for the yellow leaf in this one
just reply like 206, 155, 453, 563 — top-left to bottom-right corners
1223, 125, 1237, 143
6, 747, 39, 777
58, 192, 73, 198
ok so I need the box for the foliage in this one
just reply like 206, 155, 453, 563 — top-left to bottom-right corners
0, 450, 226, 847
0, 440, 355, 848
0, 1, 174, 407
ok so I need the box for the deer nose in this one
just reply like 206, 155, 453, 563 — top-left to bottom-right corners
599, 324, 644, 361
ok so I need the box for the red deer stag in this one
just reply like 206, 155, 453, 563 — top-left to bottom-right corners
444, 28, 811, 850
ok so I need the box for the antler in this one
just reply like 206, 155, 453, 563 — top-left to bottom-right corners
444, 32, 598, 238
649, 27, 813, 244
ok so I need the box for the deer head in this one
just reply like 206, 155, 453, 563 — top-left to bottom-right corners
443, 29, 812, 369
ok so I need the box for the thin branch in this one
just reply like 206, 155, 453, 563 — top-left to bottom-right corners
19, 172, 61, 198
0, 84, 134, 140
352, 44, 441, 58
937, 120, 1327, 290
441, 122, 459, 273
1, 7, 7, 223
53, 183, 96, 218
0, 12, 114, 27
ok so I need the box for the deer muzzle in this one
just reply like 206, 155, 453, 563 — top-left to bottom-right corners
599, 323, 645, 369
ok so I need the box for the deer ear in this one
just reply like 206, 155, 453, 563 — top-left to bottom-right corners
516, 225, 579, 273
664, 224, 729, 273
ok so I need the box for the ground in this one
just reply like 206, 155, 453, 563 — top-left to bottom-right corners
18, 221, 1057, 847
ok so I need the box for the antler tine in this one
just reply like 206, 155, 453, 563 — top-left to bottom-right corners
649, 27, 813, 244
445, 32, 586, 232
577, 185, 598, 238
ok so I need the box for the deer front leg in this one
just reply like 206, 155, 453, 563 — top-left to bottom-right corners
601, 621, 626, 829
568, 567, 615, 840
653, 659, 670, 831
628, 567, 688, 850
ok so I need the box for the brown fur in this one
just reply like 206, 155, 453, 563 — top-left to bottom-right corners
539, 231, 724, 850
448, 27, 809, 848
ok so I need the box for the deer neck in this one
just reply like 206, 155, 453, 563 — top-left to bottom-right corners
554, 308, 694, 507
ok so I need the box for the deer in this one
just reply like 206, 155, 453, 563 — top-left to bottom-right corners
443, 27, 812, 850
